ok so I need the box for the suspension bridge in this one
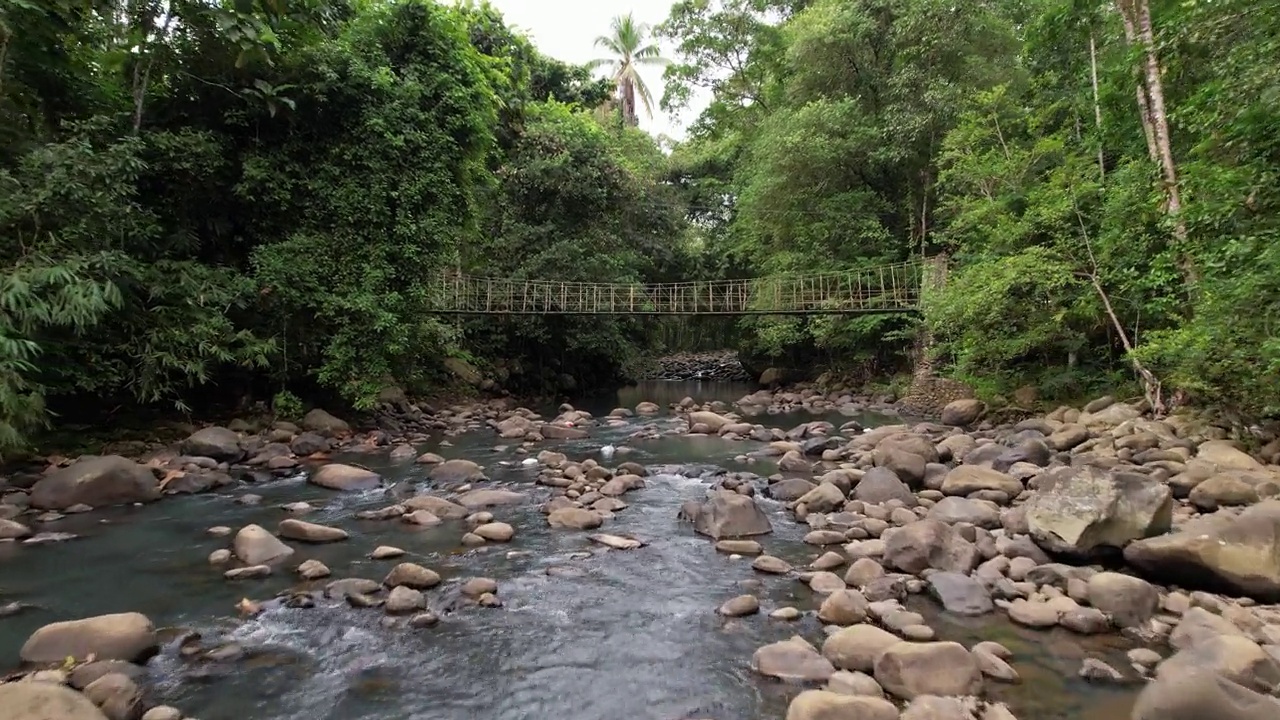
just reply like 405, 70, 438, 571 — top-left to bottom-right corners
425, 257, 945, 316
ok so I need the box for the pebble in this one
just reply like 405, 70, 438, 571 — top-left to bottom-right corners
371, 546, 405, 559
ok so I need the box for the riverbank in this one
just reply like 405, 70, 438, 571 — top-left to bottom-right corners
3, 382, 1280, 720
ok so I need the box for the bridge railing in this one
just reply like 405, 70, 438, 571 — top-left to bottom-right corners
425, 260, 926, 315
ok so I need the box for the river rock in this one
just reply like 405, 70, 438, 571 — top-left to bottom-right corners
83, 672, 143, 720
384, 563, 441, 589
719, 594, 760, 617
1157, 633, 1280, 691
371, 545, 405, 559
302, 408, 349, 435
291, 432, 329, 456
853, 468, 917, 506
1086, 571, 1158, 628
29, 456, 160, 510
0, 518, 32, 539
141, 708, 183, 720
927, 496, 1000, 528
1197, 440, 1265, 472
715, 539, 763, 555
0, 681, 110, 720
784, 690, 898, 720
873, 641, 983, 700
278, 518, 348, 543
600, 474, 645, 496
308, 463, 381, 491
473, 522, 514, 542
941, 465, 1022, 497
233, 524, 295, 565
941, 399, 984, 426
927, 571, 994, 616
752, 636, 835, 682
822, 624, 901, 672
402, 494, 469, 519
541, 423, 589, 440
817, 589, 869, 625
297, 559, 331, 579
460, 577, 498, 597
429, 459, 487, 483
1131, 668, 1280, 720
225, 564, 271, 579
456, 489, 526, 509
687, 490, 773, 539
385, 586, 425, 614
20, 612, 157, 664
882, 520, 980, 575
689, 410, 733, 432
752, 555, 792, 574
180, 426, 243, 462
547, 507, 604, 529
1025, 466, 1172, 557
1125, 500, 1280, 601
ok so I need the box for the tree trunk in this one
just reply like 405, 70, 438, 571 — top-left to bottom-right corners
1117, 5, 1160, 163
1117, 0, 1195, 284
1088, 32, 1106, 179
620, 78, 638, 127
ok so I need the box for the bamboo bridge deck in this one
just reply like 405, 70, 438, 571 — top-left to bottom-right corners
426, 259, 939, 316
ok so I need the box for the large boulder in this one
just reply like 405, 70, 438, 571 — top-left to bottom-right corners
233, 524, 295, 565
0, 682, 110, 720
873, 641, 983, 700
180, 426, 243, 462
302, 408, 349, 435
882, 520, 980, 575
1024, 466, 1172, 558
853, 467, 917, 506
428, 459, 487, 484
29, 456, 160, 510
1131, 669, 1280, 720
941, 399, 985, 426
20, 612, 157, 664
1124, 500, 1280, 601
688, 490, 773, 539
308, 463, 381, 491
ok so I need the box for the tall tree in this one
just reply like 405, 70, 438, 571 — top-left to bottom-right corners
588, 13, 667, 126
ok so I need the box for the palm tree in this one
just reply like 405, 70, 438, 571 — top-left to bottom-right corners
587, 14, 668, 127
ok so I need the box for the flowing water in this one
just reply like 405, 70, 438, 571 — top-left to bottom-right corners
0, 381, 1140, 720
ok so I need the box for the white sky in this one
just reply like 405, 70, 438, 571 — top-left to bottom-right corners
486, 0, 711, 141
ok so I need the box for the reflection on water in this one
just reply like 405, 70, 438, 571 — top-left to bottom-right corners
579, 379, 758, 416
0, 382, 1138, 720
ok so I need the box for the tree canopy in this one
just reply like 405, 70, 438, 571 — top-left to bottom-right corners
2, 0, 1278, 455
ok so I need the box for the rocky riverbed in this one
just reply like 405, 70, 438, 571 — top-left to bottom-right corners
2, 382, 1280, 720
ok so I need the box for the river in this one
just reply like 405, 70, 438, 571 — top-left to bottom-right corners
0, 381, 1140, 720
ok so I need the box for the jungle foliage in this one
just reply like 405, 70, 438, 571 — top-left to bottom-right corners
2, 0, 1278, 454
658, 0, 1280, 412
0, 0, 674, 453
